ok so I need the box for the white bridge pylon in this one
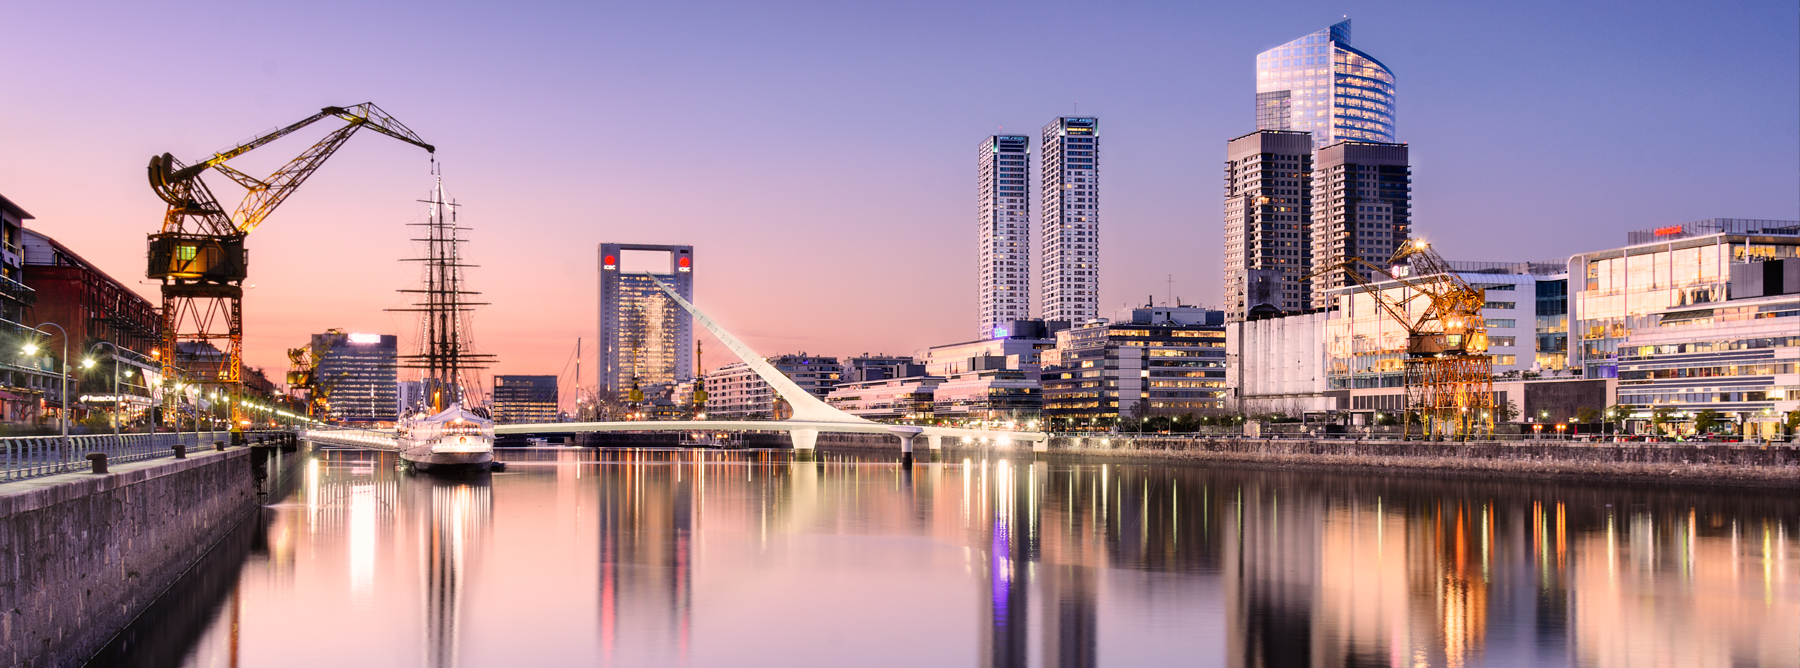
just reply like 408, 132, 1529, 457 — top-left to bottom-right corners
495, 273, 1046, 452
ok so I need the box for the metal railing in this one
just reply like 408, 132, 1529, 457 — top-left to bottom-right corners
0, 430, 285, 482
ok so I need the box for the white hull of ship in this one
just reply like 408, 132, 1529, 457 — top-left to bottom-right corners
399, 436, 495, 471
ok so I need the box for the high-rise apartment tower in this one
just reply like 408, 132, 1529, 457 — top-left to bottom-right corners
1040, 117, 1100, 324
598, 243, 695, 396
1310, 141, 1410, 304
1256, 20, 1395, 148
977, 135, 1032, 338
1223, 130, 1314, 321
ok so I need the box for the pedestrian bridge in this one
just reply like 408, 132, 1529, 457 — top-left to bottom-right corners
314, 274, 1045, 457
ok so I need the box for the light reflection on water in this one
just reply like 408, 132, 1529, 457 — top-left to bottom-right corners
103, 447, 1797, 667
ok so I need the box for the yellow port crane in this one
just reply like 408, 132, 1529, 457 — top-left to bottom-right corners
1316, 239, 1494, 438
147, 104, 433, 425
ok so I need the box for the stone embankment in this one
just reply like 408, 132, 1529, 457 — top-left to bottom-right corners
0, 448, 260, 667
817, 432, 1800, 488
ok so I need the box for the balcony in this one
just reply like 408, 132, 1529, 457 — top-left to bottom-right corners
0, 274, 34, 307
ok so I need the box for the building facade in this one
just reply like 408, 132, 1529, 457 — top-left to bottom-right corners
703, 354, 841, 420
1310, 141, 1410, 304
1041, 307, 1227, 428
1225, 310, 1332, 415
1256, 19, 1396, 148
1566, 219, 1799, 434
977, 135, 1032, 338
1040, 117, 1100, 324
825, 375, 943, 421
493, 375, 558, 424
311, 332, 398, 423
1223, 130, 1315, 320
599, 243, 695, 396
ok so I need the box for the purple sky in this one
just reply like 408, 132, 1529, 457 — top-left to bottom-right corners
3, 0, 1796, 405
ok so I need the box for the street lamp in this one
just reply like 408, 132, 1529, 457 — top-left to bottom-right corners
24, 322, 72, 459
84, 341, 127, 441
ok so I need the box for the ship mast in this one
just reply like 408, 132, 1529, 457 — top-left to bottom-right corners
390, 171, 497, 412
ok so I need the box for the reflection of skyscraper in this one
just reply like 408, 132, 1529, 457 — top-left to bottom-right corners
1256, 19, 1395, 148
409, 475, 492, 668
595, 452, 694, 663
598, 244, 694, 395
978, 459, 1033, 668
978, 135, 1032, 338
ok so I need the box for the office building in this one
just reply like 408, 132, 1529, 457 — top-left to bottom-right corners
493, 375, 558, 424
1041, 304, 1227, 428
978, 135, 1032, 338
1566, 219, 1799, 434
310, 331, 398, 423
17, 225, 159, 424
599, 243, 694, 396
1256, 19, 1396, 148
1309, 141, 1410, 305
825, 374, 943, 421
1040, 117, 1100, 324
703, 354, 841, 420
1223, 130, 1315, 320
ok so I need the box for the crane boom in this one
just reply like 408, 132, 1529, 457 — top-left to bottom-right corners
147, 103, 433, 426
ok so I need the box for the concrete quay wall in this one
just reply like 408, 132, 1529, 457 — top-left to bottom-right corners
0, 449, 258, 667
819, 432, 1800, 488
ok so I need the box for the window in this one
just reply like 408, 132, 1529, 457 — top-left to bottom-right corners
1487, 319, 1516, 328
1489, 336, 1516, 347
1493, 355, 1517, 365
1484, 302, 1516, 310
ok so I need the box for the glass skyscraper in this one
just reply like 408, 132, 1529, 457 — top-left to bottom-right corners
598, 243, 695, 396
1256, 19, 1395, 148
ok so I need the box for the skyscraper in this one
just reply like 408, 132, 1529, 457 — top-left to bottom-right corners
309, 331, 398, 423
1223, 130, 1315, 321
492, 375, 558, 424
1256, 19, 1395, 148
598, 243, 694, 396
977, 135, 1032, 338
1310, 140, 1411, 304
1040, 117, 1099, 324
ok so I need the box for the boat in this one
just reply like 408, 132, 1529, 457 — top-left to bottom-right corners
397, 403, 496, 471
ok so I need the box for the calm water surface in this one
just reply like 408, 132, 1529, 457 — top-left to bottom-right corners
95, 445, 1798, 667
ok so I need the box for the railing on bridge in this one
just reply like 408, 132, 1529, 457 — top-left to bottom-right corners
303, 427, 399, 450
0, 430, 290, 482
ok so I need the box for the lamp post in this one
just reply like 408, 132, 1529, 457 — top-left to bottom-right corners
83, 342, 125, 442
159, 364, 190, 446
24, 322, 71, 460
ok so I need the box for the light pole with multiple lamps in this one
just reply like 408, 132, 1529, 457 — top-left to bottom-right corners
82, 341, 126, 442
22, 322, 71, 458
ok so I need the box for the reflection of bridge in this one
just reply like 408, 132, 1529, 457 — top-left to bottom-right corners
495, 275, 1046, 458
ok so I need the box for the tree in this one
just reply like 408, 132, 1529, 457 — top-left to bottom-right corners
1575, 406, 1600, 424
1171, 413, 1199, 433
1651, 406, 1675, 435
1495, 400, 1521, 423
1144, 415, 1174, 433
1693, 409, 1723, 434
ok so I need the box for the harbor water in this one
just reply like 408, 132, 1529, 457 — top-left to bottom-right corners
90, 445, 1799, 667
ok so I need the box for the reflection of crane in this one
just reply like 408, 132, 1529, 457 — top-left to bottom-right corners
147, 104, 433, 423
1315, 239, 1493, 438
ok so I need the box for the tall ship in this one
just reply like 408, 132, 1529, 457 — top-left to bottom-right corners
389, 171, 499, 474
397, 402, 496, 470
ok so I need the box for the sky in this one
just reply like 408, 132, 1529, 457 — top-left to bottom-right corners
2, 0, 1796, 407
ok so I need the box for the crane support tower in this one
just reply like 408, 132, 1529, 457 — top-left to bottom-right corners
1314, 239, 1495, 439
147, 104, 433, 425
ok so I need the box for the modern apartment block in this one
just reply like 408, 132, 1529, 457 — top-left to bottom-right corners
492, 375, 558, 424
1309, 141, 1410, 305
704, 354, 841, 419
1040, 117, 1100, 325
598, 243, 694, 396
1223, 130, 1315, 320
978, 135, 1032, 338
1256, 19, 1396, 148
1040, 304, 1227, 427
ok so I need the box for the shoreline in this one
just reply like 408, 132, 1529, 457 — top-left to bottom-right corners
815, 434, 1800, 490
